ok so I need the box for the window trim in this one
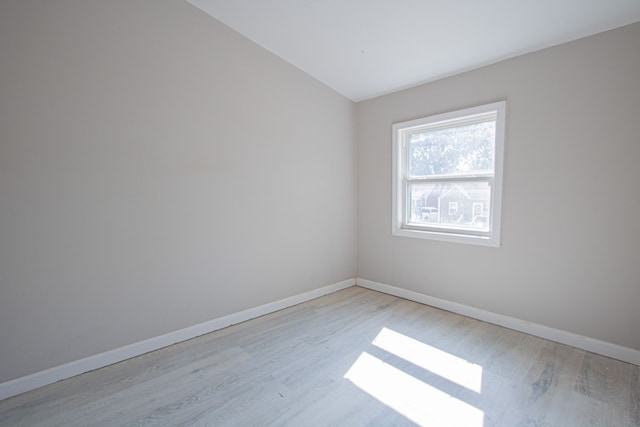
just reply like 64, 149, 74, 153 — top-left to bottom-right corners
392, 101, 506, 247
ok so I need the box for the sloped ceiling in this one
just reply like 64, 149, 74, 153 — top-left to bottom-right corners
187, 0, 640, 101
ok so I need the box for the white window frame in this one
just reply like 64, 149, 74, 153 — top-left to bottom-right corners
392, 101, 506, 247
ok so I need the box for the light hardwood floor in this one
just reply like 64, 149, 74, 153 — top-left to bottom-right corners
1, 286, 638, 426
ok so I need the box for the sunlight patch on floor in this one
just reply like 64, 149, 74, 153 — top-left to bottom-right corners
372, 327, 483, 393
345, 352, 484, 427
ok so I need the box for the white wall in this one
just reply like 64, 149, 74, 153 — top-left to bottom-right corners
357, 23, 640, 351
0, 0, 356, 383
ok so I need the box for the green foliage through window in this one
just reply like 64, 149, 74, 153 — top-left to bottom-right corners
408, 122, 495, 177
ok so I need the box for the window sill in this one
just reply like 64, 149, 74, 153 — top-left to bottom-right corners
392, 227, 500, 247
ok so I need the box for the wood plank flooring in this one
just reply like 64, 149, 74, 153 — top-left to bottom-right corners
1, 286, 638, 426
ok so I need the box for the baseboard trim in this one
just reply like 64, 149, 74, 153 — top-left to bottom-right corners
0, 278, 355, 401
356, 278, 640, 366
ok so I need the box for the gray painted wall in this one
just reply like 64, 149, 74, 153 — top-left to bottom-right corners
0, 0, 357, 382
357, 23, 640, 351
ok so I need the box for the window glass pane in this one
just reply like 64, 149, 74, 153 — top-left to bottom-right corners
408, 121, 496, 177
408, 182, 491, 231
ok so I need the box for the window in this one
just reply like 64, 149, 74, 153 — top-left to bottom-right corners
392, 101, 506, 246
448, 202, 458, 216
472, 203, 483, 217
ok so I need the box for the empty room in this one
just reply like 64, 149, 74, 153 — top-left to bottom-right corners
1, 1, 639, 426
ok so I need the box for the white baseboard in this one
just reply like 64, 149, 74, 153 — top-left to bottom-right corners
0, 278, 355, 401
356, 278, 640, 366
